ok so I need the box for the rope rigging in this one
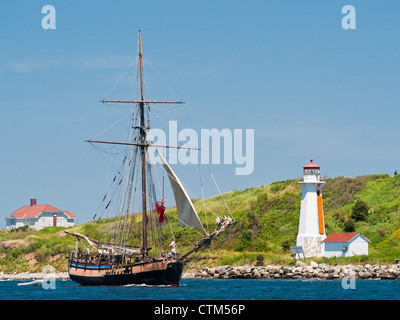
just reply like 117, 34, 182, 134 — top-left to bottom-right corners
84, 35, 235, 264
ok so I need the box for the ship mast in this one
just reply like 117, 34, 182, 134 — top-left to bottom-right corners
138, 30, 148, 258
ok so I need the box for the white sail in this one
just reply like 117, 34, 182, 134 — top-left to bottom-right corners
156, 149, 205, 231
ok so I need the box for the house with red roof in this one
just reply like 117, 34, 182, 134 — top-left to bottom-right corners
323, 232, 370, 257
5, 199, 76, 230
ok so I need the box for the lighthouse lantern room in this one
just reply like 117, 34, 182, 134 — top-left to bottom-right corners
296, 159, 326, 257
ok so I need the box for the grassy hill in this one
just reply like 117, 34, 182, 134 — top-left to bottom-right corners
1, 174, 400, 273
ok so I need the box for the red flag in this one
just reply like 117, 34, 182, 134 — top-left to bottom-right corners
156, 202, 165, 223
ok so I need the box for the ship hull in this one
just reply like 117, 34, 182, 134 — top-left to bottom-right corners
68, 259, 184, 286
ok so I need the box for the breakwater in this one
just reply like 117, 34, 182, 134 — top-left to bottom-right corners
0, 271, 69, 280
186, 261, 400, 280
2, 262, 400, 281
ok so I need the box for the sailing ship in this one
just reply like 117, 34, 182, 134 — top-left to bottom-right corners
66, 31, 236, 286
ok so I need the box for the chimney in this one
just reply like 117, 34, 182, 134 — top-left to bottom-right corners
30, 199, 37, 206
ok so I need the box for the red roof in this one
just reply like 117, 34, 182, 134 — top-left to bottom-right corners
303, 159, 320, 169
63, 211, 75, 219
5, 204, 76, 219
323, 232, 359, 242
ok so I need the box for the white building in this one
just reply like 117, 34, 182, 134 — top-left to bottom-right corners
296, 159, 326, 257
5, 199, 76, 230
323, 232, 370, 257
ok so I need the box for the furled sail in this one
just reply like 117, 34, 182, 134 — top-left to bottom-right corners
65, 231, 141, 255
155, 149, 205, 231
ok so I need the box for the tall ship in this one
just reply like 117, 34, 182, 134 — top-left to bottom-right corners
66, 31, 236, 286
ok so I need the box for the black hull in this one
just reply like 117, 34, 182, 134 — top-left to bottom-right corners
69, 261, 184, 286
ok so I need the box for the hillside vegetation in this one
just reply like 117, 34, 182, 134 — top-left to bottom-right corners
1, 174, 400, 273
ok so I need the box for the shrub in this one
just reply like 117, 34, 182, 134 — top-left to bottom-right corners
351, 199, 369, 221
256, 254, 264, 266
281, 239, 292, 252
10, 226, 29, 233
343, 218, 356, 232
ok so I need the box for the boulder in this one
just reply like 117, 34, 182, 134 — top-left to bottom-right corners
296, 260, 307, 267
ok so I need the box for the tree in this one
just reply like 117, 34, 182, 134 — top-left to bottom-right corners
344, 218, 356, 232
351, 199, 369, 221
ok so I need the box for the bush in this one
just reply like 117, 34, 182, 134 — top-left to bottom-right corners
281, 239, 292, 252
10, 226, 29, 233
351, 199, 369, 221
343, 218, 356, 232
256, 254, 264, 266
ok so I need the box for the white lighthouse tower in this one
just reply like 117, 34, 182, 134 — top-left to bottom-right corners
296, 159, 326, 257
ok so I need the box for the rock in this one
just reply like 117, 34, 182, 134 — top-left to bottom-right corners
217, 267, 227, 275
252, 270, 261, 279
267, 267, 277, 274
378, 272, 395, 279
354, 265, 364, 272
314, 267, 322, 274
372, 266, 380, 273
239, 267, 250, 275
260, 271, 270, 278
389, 269, 400, 277
390, 264, 399, 271
310, 261, 318, 268
319, 263, 327, 270
296, 261, 307, 267
282, 266, 292, 274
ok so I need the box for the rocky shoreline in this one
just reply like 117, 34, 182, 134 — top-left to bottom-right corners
2, 262, 400, 281
184, 261, 400, 280
0, 271, 69, 281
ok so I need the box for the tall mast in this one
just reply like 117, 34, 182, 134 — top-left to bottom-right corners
138, 30, 148, 258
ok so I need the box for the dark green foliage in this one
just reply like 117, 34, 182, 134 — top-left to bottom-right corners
343, 218, 356, 232
281, 239, 292, 252
256, 254, 264, 266
351, 199, 370, 221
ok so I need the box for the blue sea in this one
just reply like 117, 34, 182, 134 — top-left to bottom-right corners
1, 278, 398, 318
1, 278, 399, 300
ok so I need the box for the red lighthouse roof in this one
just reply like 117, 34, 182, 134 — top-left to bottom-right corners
303, 159, 320, 169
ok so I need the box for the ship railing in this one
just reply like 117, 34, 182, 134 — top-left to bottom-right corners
68, 251, 112, 270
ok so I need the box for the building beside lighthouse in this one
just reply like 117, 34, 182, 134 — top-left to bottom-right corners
296, 159, 326, 257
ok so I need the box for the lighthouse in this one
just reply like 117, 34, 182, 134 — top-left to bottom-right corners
296, 159, 326, 257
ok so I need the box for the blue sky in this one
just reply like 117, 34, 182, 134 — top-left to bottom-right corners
1, 1, 399, 226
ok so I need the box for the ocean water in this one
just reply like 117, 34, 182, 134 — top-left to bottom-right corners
1, 278, 399, 300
